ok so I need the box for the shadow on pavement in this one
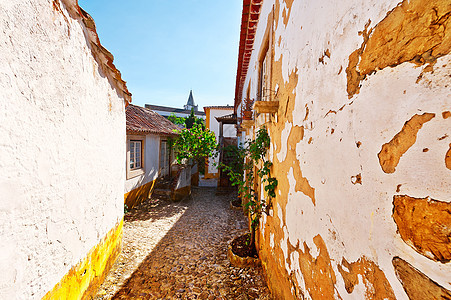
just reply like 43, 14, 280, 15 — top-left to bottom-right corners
111, 188, 271, 300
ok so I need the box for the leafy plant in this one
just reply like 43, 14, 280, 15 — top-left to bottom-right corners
218, 126, 277, 253
168, 113, 185, 126
173, 123, 217, 167
243, 97, 254, 111
184, 108, 196, 129
168, 110, 205, 130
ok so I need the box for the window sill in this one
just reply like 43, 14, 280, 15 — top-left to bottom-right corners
127, 168, 145, 180
253, 100, 279, 114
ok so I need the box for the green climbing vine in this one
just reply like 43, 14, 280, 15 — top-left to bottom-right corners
219, 126, 277, 251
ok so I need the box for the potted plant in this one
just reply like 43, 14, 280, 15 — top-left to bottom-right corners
242, 98, 254, 120
219, 127, 277, 267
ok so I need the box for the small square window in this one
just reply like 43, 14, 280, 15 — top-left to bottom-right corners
130, 140, 142, 170
127, 136, 145, 179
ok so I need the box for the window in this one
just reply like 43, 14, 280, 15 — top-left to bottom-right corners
127, 135, 145, 179
130, 140, 142, 170
159, 139, 170, 178
259, 51, 267, 101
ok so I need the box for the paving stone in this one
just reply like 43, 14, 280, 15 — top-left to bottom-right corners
93, 187, 271, 299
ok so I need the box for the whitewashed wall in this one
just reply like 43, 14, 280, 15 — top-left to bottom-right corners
125, 134, 160, 194
242, 0, 451, 298
0, 1, 126, 298
207, 108, 236, 175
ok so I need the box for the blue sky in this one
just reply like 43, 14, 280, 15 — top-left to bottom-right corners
78, 0, 242, 110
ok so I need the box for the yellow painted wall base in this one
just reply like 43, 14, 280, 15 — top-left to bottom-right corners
124, 179, 156, 209
172, 186, 191, 201
191, 171, 199, 186
42, 219, 123, 300
203, 172, 219, 179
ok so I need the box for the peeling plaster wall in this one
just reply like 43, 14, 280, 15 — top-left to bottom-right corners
0, 1, 125, 298
240, 0, 451, 299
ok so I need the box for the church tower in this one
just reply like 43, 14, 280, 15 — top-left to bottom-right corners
184, 90, 198, 112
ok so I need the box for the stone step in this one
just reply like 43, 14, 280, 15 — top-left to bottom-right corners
153, 188, 172, 198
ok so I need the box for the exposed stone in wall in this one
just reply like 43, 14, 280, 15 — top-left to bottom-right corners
270, 51, 316, 206
295, 235, 340, 299
282, 0, 294, 26
393, 257, 451, 299
393, 195, 451, 263
446, 144, 451, 170
242, 0, 450, 299
351, 173, 362, 185
346, 0, 451, 98
337, 257, 395, 299
378, 113, 435, 173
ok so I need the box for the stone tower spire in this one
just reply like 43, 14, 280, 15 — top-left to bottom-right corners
184, 90, 198, 111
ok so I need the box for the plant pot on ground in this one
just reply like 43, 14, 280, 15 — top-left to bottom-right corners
230, 197, 242, 210
220, 127, 278, 268
227, 233, 260, 268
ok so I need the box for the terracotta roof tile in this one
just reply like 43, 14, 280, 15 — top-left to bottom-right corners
234, 0, 263, 111
203, 106, 234, 112
126, 104, 180, 135
61, 0, 131, 103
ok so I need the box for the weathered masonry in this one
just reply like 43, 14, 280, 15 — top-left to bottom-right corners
0, 0, 130, 298
234, 0, 450, 299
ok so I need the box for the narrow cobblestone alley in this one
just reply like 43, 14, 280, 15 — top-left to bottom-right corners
94, 187, 271, 300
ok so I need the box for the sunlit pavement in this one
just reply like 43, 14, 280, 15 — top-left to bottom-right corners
94, 187, 271, 300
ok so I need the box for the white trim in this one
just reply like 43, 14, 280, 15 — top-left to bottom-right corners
126, 134, 146, 179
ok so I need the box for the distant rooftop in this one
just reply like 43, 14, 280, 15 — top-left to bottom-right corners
145, 90, 205, 118
126, 104, 180, 135
203, 105, 234, 110
145, 104, 206, 116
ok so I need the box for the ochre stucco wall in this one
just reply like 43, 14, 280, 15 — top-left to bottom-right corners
0, 0, 126, 298
239, 0, 451, 298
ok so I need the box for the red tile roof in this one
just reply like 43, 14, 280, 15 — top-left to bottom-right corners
126, 104, 180, 135
203, 105, 234, 112
234, 0, 263, 111
60, 0, 131, 103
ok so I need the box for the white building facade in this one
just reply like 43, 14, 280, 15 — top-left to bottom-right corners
204, 106, 237, 179
0, 1, 130, 298
235, 0, 451, 299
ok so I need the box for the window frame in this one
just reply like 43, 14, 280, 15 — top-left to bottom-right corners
126, 135, 145, 179
159, 139, 170, 178
257, 11, 273, 102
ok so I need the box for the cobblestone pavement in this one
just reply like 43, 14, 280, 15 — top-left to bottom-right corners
93, 187, 271, 300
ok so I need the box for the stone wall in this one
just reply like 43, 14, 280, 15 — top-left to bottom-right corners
0, 0, 127, 298
238, 0, 451, 298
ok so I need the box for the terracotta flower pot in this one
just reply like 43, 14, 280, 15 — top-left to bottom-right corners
243, 110, 253, 120
227, 234, 260, 268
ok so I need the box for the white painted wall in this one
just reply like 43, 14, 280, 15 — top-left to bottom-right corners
207, 108, 236, 174
125, 134, 160, 193
175, 165, 191, 191
242, 0, 451, 298
0, 1, 125, 298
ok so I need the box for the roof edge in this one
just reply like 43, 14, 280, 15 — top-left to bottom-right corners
60, 0, 132, 104
234, 0, 263, 112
